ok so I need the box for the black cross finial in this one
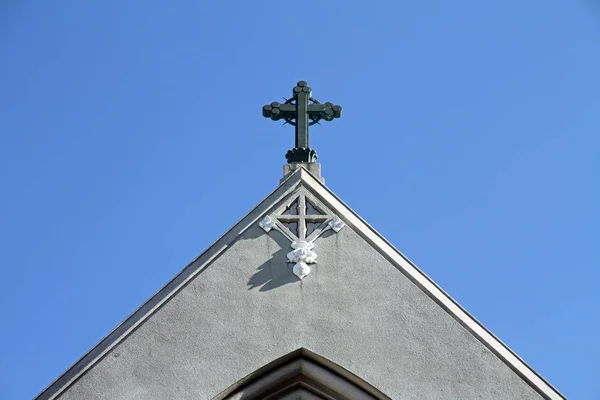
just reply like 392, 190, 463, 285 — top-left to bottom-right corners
262, 81, 342, 163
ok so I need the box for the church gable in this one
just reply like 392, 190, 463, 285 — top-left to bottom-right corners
35, 167, 563, 400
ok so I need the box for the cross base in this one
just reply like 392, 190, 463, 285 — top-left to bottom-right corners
286, 147, 318, 163
282, 163, 323, 183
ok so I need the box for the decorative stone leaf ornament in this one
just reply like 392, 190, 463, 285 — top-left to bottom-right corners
258, 190, 345, 280
258, 215, 276, 232
287, 241, 317, 280
328, 216, 345, 232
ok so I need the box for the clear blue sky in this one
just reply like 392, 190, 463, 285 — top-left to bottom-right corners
1, 1, 598, 399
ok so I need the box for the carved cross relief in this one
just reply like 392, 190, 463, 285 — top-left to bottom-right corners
259, 189, 344, 280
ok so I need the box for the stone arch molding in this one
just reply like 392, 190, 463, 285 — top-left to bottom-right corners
213, 348, 391, 400
259, 187, 345, 280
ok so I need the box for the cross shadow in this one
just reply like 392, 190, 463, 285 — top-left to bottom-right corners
318, 228, 335, 240
245, 228, 298, 292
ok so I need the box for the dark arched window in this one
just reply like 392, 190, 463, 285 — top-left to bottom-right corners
214, 348, 390, 400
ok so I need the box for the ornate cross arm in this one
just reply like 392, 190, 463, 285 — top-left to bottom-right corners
262, 81, 342, 163
262, 103, 342, 121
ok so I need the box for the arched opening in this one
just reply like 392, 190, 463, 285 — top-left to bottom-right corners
214, 348, 390, 400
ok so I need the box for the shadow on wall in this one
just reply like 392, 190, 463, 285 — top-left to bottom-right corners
244, 226, 298, 292
243, 226, 336, 292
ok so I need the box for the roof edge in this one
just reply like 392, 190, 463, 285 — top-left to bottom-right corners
34, 166, 565, 400
34, 168, 308, 400
295, 168, 565, 400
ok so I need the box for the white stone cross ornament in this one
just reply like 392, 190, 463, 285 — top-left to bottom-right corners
258, 190, 345, 280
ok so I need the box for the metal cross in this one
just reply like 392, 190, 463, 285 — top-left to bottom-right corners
262, 81, 342, 163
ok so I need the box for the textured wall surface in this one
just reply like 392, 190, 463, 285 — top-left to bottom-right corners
55, 221, 543, 400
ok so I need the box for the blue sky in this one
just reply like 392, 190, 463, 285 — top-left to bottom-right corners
1, 1, 599, 399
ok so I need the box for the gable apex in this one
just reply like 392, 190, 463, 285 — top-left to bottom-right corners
34, 166, 564, 400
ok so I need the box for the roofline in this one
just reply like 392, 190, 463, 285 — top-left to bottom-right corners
34, 167, 565, 400
34, 169, 305, 400
296, 168, 565, 400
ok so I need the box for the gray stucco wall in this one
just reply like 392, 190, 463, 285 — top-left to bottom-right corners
57, 224, 543, 400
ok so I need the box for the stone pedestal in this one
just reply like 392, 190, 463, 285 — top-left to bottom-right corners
282, 162, 324, 183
